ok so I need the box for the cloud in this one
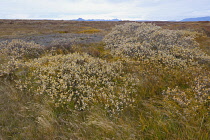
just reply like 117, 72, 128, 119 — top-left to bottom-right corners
1, 0, 210, 20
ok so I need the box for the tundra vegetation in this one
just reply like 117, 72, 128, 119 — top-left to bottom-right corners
0, 21, 210, 139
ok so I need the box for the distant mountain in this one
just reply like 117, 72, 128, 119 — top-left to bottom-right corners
181, 16, 210, 21
76, 18, 85, 21
74, 18, 122, 21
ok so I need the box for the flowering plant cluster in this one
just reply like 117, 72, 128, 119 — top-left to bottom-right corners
104, 22, 209, 68
162, 80, 209, 118
1, 23, 209, 117
0, 39, 44, 60
14, 53, 138, 113
104, 22, 210, 117
0, 39, 44, 77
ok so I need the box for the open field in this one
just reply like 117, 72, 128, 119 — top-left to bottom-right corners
0, 20, 209, 54
0, 20, 210, 139
0, 20, 210, 36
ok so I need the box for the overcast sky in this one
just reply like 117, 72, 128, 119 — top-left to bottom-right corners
1, 0, 210, 21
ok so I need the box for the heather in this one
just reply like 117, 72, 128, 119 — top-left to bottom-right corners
0, 22, 209, 140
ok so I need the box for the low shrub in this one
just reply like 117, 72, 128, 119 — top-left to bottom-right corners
104, 22, 210, 68
0, 39, 44, 60
14, 53, 139, 113
0, 39, 44, 78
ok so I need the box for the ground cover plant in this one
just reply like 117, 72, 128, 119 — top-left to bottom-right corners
0, 21, 210, 140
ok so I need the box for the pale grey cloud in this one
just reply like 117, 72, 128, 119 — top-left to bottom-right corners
0, 0, 209, 20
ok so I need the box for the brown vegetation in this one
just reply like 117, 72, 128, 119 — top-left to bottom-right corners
0, 20, 209, 140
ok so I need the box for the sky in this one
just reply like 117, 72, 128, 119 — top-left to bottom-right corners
1, 0, 210, 21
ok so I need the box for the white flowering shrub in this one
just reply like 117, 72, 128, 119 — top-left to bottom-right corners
104, 22, 209, 67
162, 73, 210, 118
0, 40, 44, 77
14, 53, 138, 112
0, 39, 44, 59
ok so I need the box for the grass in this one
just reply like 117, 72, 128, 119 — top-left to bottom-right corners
0, 20, 120, 37
78, 28, 101, 34
0, 21, 210, 140
195, 34, 210, 55
0, 20, 209, 37
77, 27, 101, 34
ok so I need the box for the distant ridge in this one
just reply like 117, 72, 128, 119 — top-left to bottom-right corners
73, 17, 210, 22
181, 16, 210, 21
74, 18, 122, 21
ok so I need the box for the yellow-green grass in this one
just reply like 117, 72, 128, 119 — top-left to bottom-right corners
77, 27, 101, 34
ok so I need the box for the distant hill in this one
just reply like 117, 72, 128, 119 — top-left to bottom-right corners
76, 18, 85, 21
74, 18, 122, 21
181, 16, 210, 21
